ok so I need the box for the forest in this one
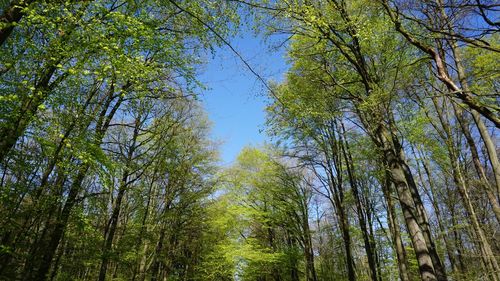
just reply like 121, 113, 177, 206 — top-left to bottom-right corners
0, 0, 499, 280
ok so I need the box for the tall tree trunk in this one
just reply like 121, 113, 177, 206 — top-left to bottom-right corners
448, 37, 500, 200
287, 233, 300, 281
452, 103, 500, 223
374, 123, 443, 281
414, 148, 459, 275
449, 203, 467, 275
366, 205, 383, 281
98, 178, 128, 281
382, 171, 411, 281
98, 112, 141, 281
341, 124, 379, 281
432, 97, 500, 281
267, 226, 282, 281
28, 165, 89, 281
25, 83, 127, 281
301, 206, 318, 281
322, 121, 356, 281
150, 227, 166, 281
451, 156, 500, 281
339, 207, 356, 281
433, 0, 500, 199
133, 174, 158, 281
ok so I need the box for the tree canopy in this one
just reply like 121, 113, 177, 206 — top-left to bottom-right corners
0, 0, 499, 281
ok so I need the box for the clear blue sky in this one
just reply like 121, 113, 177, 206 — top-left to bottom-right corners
199, 26, 288, 165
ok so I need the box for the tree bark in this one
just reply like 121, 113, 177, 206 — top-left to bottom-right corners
382, 171, 411, 281
301, 207, 318, 281
415, 148, 460, 275
374, 124, 441, 281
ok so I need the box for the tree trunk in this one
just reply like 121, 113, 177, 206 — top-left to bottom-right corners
451, 157, 500, 281
339, 207, 356, 281
133, 175, 158, 281
287, 234, 300, 281
322, 122, 356, 281
98, 179, 127, 281
432, 97, 500, 281
98, 110, 141, 281
382, 171, 411, 281
150, 227, 166, 281
25, 83, 126, 281
415, 148, 460, 275
452, 103, 500, 224
28, 165, 89, 281
302, 211, 318, 281
375, 124, 441, 281
449, 37, 500, 201
341, 124, 379, 281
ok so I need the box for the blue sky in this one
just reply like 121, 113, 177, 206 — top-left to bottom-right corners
199, 26, 289, 165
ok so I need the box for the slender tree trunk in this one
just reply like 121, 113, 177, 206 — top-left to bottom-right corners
415, 149, 459, 275
366, 206, 383, 281
267, 226, 282, 281
322, 122, 356, 281
150, 227, 166, 281
436, 0, 500, 199
133, 174, 158, 281
471, 111, 500, 197
339, 207, 356, 281
137, 242, 150, 281
98, 178, 127, 281
28, 165, 89, 281
449, 38, 500, 200
21, 168, 66, 278
452, 103, 500, 223
341, 125, 378, 281
287, 234, 300, 281
452, 157, 500, 281
432, 97, 500, 281
25, 83, 127, 281
48, 233, 66, 281
302, 209, 318, 281
99, 112, 141, 281
449, 204, 467, 275
382, 170, 411, 281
